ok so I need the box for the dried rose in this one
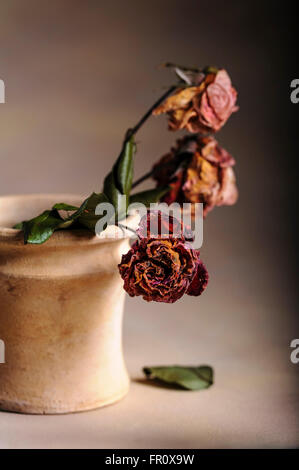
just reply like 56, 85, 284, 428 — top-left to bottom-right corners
136, 209, 193, 241
118, 212, 208, 303
153, 69, 238, 133
153, 135, 238, 217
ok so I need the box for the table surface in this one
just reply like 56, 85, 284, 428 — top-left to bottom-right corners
0, 283, 298, 449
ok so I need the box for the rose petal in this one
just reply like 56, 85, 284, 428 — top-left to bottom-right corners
216, 167, 238, 206
153, 87, 200, 115
187, 260, 209, 296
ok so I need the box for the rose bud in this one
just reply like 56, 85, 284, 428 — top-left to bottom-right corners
153, 136, 238, 217
153, 69, 238, 133
118, 212, 208, 303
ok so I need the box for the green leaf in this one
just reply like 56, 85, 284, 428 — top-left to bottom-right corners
22, 209, 64, 244
52, 203, 79, 211
130, 186, 170, 206
115, 136, 135, 195
143, 365, 214, 391
13, 222, 24, 229
103, 137, 135, 221
77, 192, 110, 230
103, 171, 125, 218
18, 193, 110, 244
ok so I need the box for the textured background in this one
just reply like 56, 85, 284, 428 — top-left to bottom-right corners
0, 0, 298, 448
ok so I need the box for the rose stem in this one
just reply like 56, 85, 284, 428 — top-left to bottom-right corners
131, 170, 154, 189
117, 85, 177, 161
117, 223, 139, 238
131, 135, 198, 190
125, 85, 177, 140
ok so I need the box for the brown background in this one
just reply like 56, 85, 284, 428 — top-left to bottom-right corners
0, 0, 298, 448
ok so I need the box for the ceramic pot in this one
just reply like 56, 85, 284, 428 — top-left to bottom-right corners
0, 194, 133, 414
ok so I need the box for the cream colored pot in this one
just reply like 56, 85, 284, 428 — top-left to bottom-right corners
0, 194, 133, 414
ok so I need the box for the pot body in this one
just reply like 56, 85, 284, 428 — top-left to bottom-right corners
0, 195, 131, 414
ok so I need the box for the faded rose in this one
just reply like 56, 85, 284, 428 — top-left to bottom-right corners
118, 212, 208, 303
136, 209, 193, 241
153, 69, 238, 133
153, 136, 238, 217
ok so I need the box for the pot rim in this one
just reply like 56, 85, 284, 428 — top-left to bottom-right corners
0, 193, 138, 247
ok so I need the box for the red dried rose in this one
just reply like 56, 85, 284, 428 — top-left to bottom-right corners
118, 212, 208, 303
153, 69, 238, 133
153, 135, 238, 217
136, 209, 193, 241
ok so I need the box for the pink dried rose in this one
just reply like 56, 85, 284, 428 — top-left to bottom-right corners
153, 135, 238, 217
153, 69, 238, 133
118, 212, 208, 303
